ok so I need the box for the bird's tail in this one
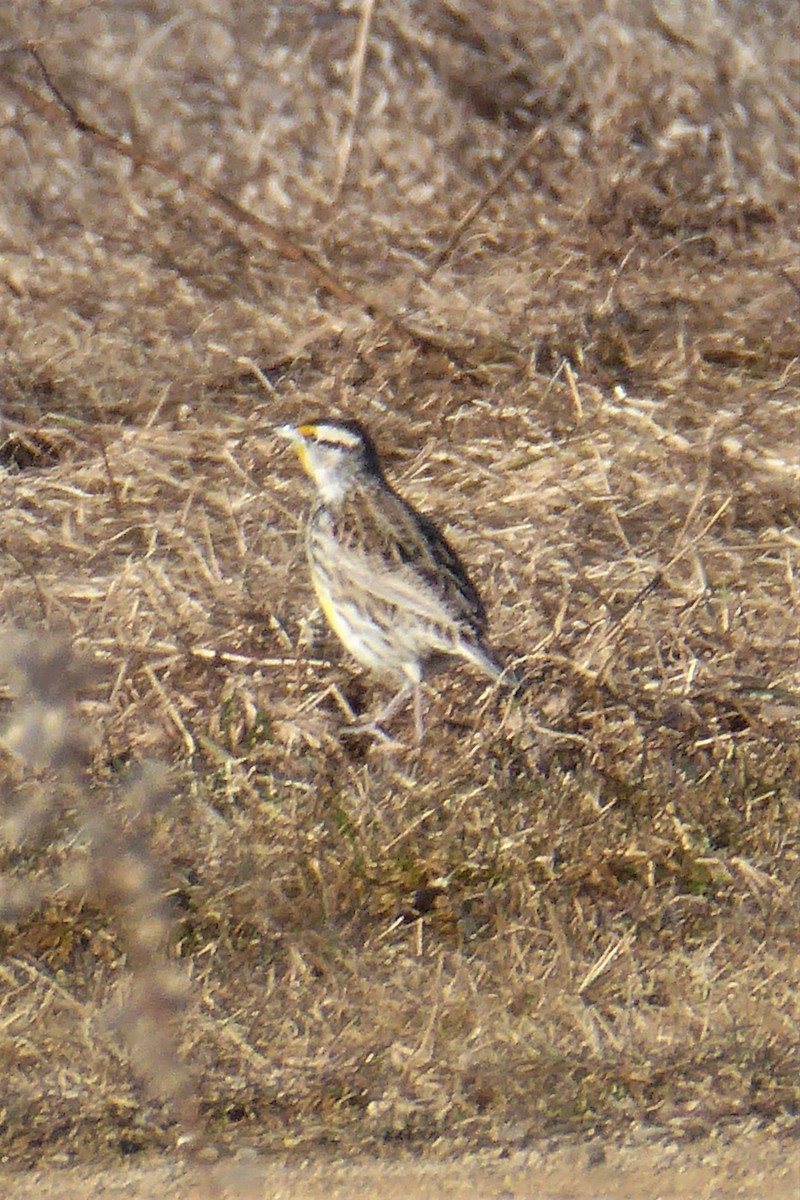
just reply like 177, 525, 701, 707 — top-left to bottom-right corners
459, 638, 528, 695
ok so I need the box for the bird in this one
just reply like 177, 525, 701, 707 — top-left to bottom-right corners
277, 417, 514, 742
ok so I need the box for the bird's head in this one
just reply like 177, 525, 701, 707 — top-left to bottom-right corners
277, 418, 382, 502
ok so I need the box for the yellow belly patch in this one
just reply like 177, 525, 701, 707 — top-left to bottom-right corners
315, 579, 348, 643
312, 574, 397, 674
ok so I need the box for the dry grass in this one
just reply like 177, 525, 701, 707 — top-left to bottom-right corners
0, 0, 798, 1169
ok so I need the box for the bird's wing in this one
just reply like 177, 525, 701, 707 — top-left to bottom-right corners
325, 488, 489, 635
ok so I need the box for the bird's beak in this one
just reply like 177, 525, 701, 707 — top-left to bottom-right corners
275, 423, 302, 445
277, 423, 316, 478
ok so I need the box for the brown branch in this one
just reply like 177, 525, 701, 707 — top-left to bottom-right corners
426, 126, 548, 278
7, 46, 528, 367
16, 47, 363, 308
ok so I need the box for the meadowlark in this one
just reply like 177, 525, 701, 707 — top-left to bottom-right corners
278, 418, 515, 742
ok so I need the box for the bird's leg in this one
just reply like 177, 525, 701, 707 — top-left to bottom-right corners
347, 683, 413, 742
413, 683, 425, 745
372, 683, 414, 730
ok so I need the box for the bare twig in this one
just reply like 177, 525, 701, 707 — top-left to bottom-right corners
332, 0, 378, 202
16, 47, 361, 306
7, 46, 491, 365
426, 127, 548, 277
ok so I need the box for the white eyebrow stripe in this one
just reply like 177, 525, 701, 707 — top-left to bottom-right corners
314, 427, 362, 448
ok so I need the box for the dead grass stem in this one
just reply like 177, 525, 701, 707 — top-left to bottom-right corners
0, 0, 798, 1169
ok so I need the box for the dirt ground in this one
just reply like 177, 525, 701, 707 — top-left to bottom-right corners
2, 1132, 798, 1200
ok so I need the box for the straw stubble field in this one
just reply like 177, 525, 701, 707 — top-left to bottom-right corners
0, 1, 798, 1195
